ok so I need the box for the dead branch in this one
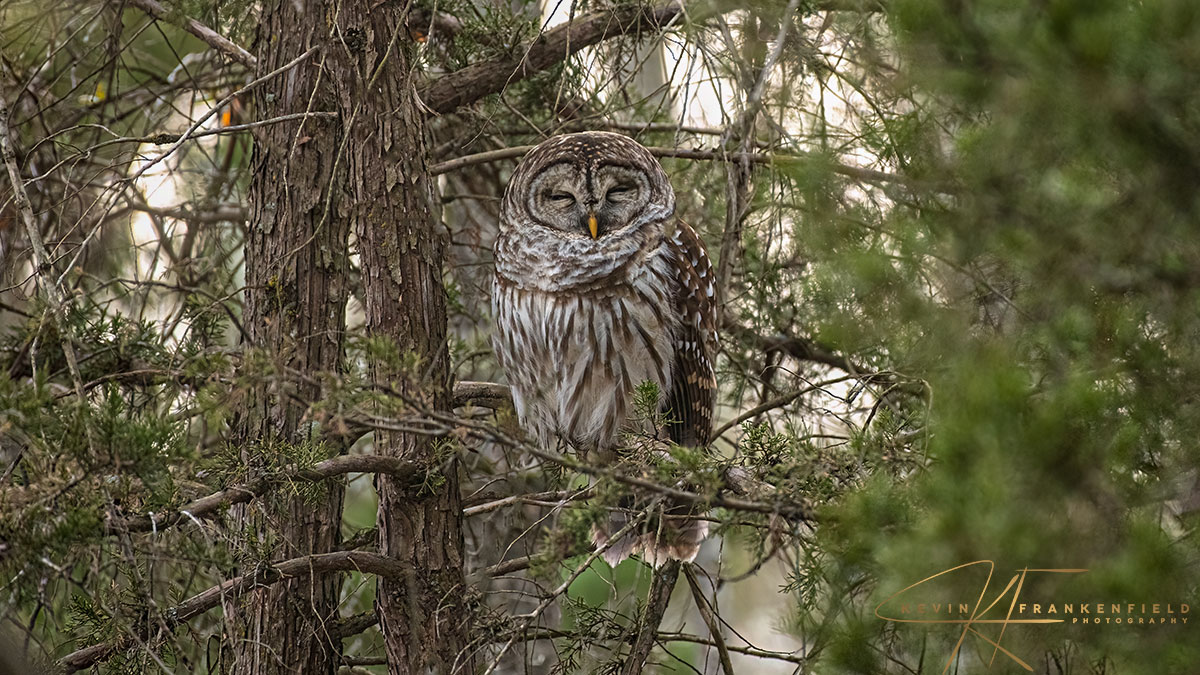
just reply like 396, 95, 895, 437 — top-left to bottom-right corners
60, 551, 409, 672
430, 143, 926, 189
420, 0, 885, 114
453, 380, 514, 409
621, 560, 682, 674
683, 565, 734, 674
711, 374, 862, 439
420, 1, 686, 114
111, 454, 420, 534
125, 0, 256, 68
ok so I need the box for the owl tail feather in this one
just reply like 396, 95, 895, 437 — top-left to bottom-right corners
591, 508, 709, 568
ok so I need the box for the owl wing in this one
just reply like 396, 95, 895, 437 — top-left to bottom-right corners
663, 219, 719, 447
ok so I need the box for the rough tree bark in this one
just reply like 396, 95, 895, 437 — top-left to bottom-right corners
226, 1, 348, 673
328, 4, 473, 673
219, 2, 730, 671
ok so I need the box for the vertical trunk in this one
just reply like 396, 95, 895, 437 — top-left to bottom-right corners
328, 5, 473, 673
228, 1, 348, 673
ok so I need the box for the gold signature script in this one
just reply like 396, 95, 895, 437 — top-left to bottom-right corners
875, 560, 1086, 672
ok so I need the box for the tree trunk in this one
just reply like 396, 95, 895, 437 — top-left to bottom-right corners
328, 4, 473, 673
227, 1, 349, 673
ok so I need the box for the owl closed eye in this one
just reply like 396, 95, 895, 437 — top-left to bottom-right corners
524, 160, 656, 240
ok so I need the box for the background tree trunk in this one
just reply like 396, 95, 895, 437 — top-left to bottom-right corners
227, 1, 349, 673
329, 4, 474, 672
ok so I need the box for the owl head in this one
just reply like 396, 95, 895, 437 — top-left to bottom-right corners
499, 132, 675, 242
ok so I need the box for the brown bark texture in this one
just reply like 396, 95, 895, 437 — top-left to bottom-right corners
419, 1, 683, 114
328, 3, 473, 673
227, 1, 350, 673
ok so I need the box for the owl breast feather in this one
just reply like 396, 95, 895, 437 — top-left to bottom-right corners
492, 249, 678, 455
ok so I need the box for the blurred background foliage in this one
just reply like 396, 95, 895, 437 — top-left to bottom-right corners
800, 0, 1200, 672
1, 0, 1198, 672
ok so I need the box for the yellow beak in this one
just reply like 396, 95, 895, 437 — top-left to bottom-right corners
587, 212, 599, 239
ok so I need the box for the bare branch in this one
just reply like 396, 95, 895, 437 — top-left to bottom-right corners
331, 611, 380, 640
621, 560, 681, 674
419, 0, 886, 114
430, 144, 927, 189
97, 111, 338, 150
481, 505, 659, 674
124, 200, 247, 223
378, 401, 816, 520
712, 375, 862, 439
683, 565, 734, 675
0, 94, 90, 409
463, 489, 582, 517
499, 627, 808, 664
60, 551, 409, 672
469, 554, 539, 583
124, 0, 256, 68
722, 319, 877, 374
657, 631, 807, 665
420, 1, 686, 114
717, 0, 805, 296
452, 380, 514, 409
111, 454, 420, 534
505, 437, 814, 520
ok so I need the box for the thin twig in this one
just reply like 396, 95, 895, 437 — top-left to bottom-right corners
658, 631, 807, 665
683, 564, 734, 674
480, 503, 659, 675
368, 404, 816, 520
463, 488, 582, 517
27, 112, 337, 192
429, 144, 926, 188
56, 47, 321, 283
497, 626, 807, 664
716, 0, 805, 297
110, 454, 421, 534
125, 0, 256, 67
420, 1, 686, 114
59, 551, 409, 672
712, 374, 862, 440
0, 95, 90, 407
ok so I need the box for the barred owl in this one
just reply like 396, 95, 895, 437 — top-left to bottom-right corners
491, 132, 718, 565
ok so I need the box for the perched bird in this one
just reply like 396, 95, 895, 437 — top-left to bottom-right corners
491, 132, 718, 564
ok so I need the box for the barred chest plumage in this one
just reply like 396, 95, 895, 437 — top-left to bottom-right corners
491, 246, 678, 455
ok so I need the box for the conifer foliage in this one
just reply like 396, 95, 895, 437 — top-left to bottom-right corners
1, 0, 1198, 672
